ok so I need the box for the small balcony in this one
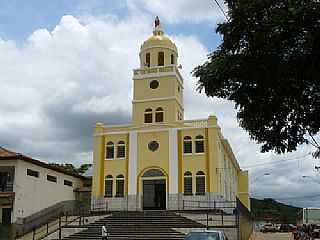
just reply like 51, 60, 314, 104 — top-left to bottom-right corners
0, 182, 13, 193
0, 167, 15, 196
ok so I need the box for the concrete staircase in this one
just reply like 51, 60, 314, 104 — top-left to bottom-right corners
63, 211, 205, 240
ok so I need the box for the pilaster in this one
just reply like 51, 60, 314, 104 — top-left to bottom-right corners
92, 123, 105, 198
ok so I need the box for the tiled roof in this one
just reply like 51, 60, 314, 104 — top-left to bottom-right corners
0, 147, 21, 157
0, 146, 87, 179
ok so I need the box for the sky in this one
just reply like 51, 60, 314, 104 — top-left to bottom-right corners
0, 0, 319, 208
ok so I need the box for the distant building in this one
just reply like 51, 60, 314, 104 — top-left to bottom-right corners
92, 17, 250, 211
0, 147, 86, 224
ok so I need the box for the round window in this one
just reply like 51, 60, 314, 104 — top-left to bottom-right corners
148, 141, 159, 152
150, 80, 159, 89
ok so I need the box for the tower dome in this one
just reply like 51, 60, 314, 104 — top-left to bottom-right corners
139, 17, 178, 68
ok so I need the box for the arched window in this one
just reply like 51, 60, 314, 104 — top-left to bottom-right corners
155, 107, 164, 122
144, 108, 153, 123
195, 135, 204, 153
117, 141, 125, 158
142, 169, 164, 177
196, 171, 205, 195
183, 136, 192, 154
106, 141, 114, 159
105, 175, 113, 197
184, 171, 192, 196
116, 174, 124, 197
158, 52, 164, 66
171, 54, 175, 64
145, 52, 150, 67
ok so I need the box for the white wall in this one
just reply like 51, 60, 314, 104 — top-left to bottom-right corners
11, 160, 83, 223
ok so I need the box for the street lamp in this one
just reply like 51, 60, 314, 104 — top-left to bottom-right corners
302, 175, 320, 184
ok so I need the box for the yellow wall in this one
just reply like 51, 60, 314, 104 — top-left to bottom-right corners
181, 129, 207, 193
136, 131, 169, 193
134, 76, 179, 101
238, 170, 250, 210
103, 134, 128, 196
132, 99, 182, 125
207, 116, 219, 193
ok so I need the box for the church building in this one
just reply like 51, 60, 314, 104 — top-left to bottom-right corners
92, 17, 249, 211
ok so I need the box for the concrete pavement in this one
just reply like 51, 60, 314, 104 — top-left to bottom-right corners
250, 232, 293, 240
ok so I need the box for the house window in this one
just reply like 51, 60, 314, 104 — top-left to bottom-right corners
183, 136, 192, 154
64, 180, 73, 187
184, 171, 192, 196
47, 175, 57, 183
116, 174, 124, 197
195, 135, 204, 153
144, 108, 153, 123
105, 175, 113, 198
158, 52, 164, 66
27, 169, 39, 178
196, 171, 205, 195
117, 141, 125, 158
106, 141, 114, 159
155, 107, 164, 122
146, 52, 150, 67
171, 54, 175, 64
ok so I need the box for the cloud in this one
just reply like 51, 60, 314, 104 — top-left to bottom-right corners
0, 11, 317, 207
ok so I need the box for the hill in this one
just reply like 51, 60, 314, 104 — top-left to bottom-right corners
250, 198, 301, 223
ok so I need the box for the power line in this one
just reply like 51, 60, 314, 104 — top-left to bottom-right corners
213, 0, 229, 21
242, 153, 311, 169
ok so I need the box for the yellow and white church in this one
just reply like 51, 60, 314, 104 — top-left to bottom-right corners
92, 17, 249, 211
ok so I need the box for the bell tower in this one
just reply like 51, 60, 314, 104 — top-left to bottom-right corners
132, 17, 184, 126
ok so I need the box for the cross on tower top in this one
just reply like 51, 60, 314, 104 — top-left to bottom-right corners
153, 16, 163, 36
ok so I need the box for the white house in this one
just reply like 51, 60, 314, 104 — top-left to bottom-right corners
0, 147, 86, 224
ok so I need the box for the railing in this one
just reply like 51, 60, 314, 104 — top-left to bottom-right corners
31, 213, 82, 240
25, 200, 108, 240
0, 182, 14, 192
183, 119, 208, 128
182, 199, 236, 212
133, 66, 183, 81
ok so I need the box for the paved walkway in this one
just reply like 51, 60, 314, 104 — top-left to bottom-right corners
250, 232, 293, 240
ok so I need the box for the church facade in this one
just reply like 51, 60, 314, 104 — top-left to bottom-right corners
92, 18, 249, 211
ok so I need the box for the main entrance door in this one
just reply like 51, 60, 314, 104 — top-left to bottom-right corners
2, 208, 12, 224
143, 179, 166, 210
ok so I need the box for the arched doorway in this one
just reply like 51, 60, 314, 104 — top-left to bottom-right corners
141, 169, 166, 210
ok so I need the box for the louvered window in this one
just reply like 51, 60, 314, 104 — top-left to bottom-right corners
184, 171, 192, 196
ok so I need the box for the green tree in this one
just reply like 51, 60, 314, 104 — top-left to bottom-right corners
77, 163, 92, 174
194, 0, 320, 155
48, 163, 92, 175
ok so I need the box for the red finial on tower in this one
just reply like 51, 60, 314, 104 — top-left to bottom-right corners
155, 16, 160, 28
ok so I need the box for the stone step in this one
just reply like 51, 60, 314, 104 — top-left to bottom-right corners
63, 211, 204, 240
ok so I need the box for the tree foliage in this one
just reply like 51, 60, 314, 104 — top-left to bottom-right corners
194, 0, 320, 154
48, 163, 92, 175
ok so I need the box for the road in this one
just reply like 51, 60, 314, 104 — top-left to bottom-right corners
250, 232, 293, 240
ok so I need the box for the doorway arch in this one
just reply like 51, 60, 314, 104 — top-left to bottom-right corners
139, 167, 168, 210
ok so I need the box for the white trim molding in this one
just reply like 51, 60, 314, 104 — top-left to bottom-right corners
128, 131, 138, 195
132, 96, 183, 110
140, 45, 178, 55
94, 125, 220, 136
169, 129, 178, 194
